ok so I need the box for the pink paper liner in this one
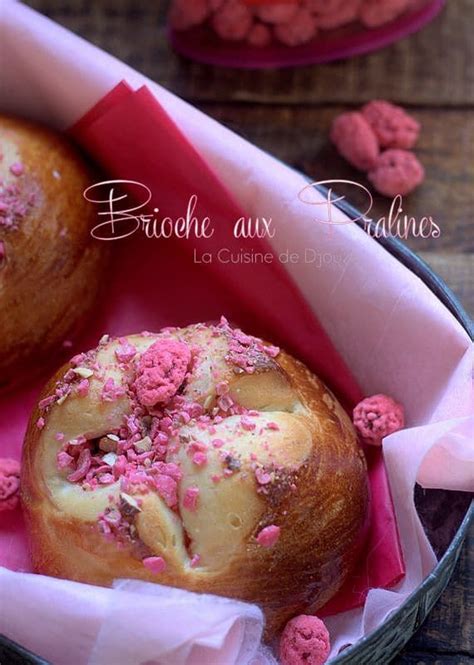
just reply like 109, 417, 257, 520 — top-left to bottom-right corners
71, 81, 363, 408
70, 81, 405, 615
0, 78, 405, 616
168, 0, 445, 69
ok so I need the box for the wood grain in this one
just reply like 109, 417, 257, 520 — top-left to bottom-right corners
194, 104, 474, 253
25, 0, 474, 107
397, 655, 473, 665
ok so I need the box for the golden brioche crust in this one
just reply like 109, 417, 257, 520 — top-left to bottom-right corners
0, 114, 106, 390
22, 322, 369, 638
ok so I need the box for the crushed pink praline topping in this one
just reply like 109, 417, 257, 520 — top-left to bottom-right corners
77, 379, 90, 397
190, 554, 201, 568
280, 614, 331, 665
216, 381, 229, 396
219, 316, 280, 373
36, 417, 45, 430
57, 451, 73, 469
101, 377, 126, 402
143, 556, 167, 574
39, 396, 55, 410
183, 485, 200, 512
10, 162, 24, 177
70, 352, 87, 367
115, 339, 137, 364
192, 451, 208, 467
67, 448, 92, 482
154, 473, 179, 508
241, 415, 256, 431
264, 345, 280, 358
353, 393, 405, 446
255, 467, 273, 486
256, 524, 280, 548
55, 319, 290, 561
0, 181, 36, 230
134, 339, 192, 407
0, 458, 21, 512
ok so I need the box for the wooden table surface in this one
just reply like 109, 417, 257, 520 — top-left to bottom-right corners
22, 1, 474, 663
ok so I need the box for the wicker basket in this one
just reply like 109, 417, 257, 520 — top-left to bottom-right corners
0, 187, 472, 665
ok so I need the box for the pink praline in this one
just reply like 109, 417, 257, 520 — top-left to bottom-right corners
168, 0, 209, 30
134, 339, 191, 407
360, 0, 410, 28
368, 149, 425, 197
274, 9, 317, 46
10, 162, 24, 177
192, 451, 208, 467
183, 485, 200, 511
362, 100, 420, 150
0, 458, 21, 512
143, 556, 167, 574
330, 111, 379, 171
256, 524, 280, 548
353, 393, 405, 446
280, 614, 331, 665
212, 0, 253, 41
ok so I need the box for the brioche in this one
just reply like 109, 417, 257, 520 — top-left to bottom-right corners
0, 115, 106, 389
22, 319, 369, 636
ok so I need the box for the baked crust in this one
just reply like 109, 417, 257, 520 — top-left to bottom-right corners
0, 114, 106, 390
22, 322, 369, 637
